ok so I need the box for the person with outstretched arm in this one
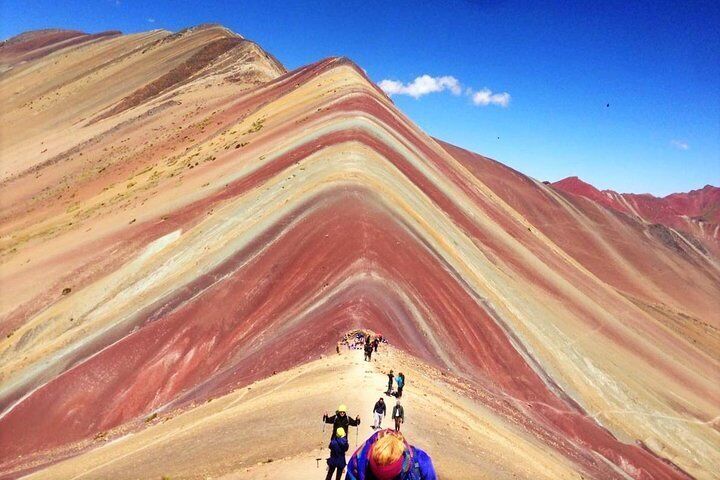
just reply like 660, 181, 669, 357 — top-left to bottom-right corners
345, 429, 437, 480
323, 404, 360, 439
325, 426, 349, 480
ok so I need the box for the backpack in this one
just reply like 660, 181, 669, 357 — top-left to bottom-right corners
407, 459, 423, 480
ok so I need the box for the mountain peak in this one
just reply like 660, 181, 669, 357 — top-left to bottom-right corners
553, 176, 720, 241
0, 23, 716, 480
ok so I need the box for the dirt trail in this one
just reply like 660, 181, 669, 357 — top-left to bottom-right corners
24, 345, 580, 480
224, 346, 383, 479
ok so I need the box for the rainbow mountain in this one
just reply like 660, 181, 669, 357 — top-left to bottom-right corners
1, 25, 718, 480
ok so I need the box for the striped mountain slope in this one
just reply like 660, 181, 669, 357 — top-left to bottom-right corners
0, 25, 718, 480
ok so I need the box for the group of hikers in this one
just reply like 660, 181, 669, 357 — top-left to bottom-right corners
372, 397, 404, 432
321, 334, 435, 479
386, 370, 405, 398
322, 403, 432, 480
364, 334, 381, 362
337, 331, 385, 361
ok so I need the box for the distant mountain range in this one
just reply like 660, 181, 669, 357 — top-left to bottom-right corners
553, 176, 719, 255
1, 25, 717, 480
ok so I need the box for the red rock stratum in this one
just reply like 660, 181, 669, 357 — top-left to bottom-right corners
0, 25, 718, 480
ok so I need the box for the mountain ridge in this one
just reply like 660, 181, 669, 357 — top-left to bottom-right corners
553, 175, 719, 255
555, 175, 717, 199
0, 25, 717, 480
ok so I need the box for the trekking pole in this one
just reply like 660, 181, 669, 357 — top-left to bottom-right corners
322, 419, 326, 448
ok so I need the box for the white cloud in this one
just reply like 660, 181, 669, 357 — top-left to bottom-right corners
671, 139, 689, 150
378, 74, 510, 108
147, 17, 156, 23
468, 88, 511, 107
378, 75, 461, 99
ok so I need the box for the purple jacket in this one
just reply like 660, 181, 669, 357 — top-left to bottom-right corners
345, 430, 437, 480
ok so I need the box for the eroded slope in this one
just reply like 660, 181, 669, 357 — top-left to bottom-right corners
0, 25, 718, 480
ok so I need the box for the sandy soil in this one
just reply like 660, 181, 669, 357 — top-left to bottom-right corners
24, 345, 581, 480
2, 24, 717, 480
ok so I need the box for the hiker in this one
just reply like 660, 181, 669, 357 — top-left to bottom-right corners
372, 397, 386, 430
345, 429, 436, 480
372, 337, 379, 353
392, 400, 404, 432
323, 404, 360, 439
395, 372, 405, 397
364, 341, 373, 362
325, 427, 349, 480
386, 370, 394, 395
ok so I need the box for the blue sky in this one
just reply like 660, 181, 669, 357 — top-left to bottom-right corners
2, 0, 718, 195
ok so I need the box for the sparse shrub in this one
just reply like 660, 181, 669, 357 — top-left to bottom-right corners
246, 118, 265, 134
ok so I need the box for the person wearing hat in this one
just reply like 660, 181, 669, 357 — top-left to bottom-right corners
323, 404, 360, 439
345, 429, 436, 480
325, 426, 349, 480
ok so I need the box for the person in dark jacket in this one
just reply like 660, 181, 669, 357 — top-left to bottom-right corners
345, 429, 436, 480
392, 400, 404, 432
386, 370, 394, 395
372, 337, 379, 352
364, 341, 373, 362
323, 404, 360, 439
372, 397, 386, 430
325, 426, 349, 480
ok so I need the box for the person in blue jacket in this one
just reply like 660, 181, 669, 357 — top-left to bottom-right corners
325, 427, 349, 480
345, 429, 436, 480
395, 373, 405, 398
